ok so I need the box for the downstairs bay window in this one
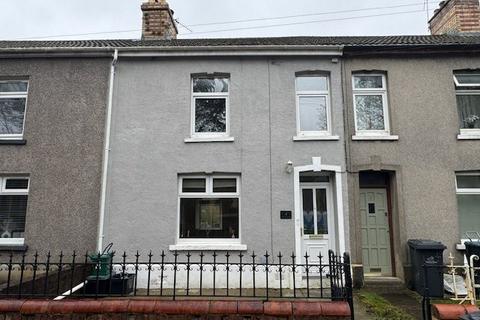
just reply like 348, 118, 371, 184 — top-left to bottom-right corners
172, 175, 245, 251
456, 173, 480, 240
0, 177, 29, 245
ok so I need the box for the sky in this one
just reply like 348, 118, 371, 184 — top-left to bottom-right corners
0, 0, 440, 40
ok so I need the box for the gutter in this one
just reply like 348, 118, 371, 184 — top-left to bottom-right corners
96, 49, 118, 253
117, 45, 344, 57
0, 45, 344, 57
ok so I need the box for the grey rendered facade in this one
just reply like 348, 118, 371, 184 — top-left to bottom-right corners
344, 52, 480, 279
1, 35, 480, 286
0, 56, 110, 254
103, 54, 350, 259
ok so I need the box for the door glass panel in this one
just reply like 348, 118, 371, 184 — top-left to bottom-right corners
302, 189, 314, 235
316, 189, 328, 234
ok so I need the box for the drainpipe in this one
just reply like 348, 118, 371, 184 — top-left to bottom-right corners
96, 49, 118, 253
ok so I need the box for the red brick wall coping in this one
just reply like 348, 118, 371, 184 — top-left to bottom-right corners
0, 299, 351, 317
433, 303, 480, 320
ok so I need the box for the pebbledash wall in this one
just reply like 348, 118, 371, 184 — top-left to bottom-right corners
0, 57, 110, 254
344, 54, 480, 278
102, 55, 350, 257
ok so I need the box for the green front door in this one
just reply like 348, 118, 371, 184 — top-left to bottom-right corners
360, 189, 392, 276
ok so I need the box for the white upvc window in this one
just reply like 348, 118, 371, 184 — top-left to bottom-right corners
352, 74, 391, 137
190, 76, 230, 140
0, 81, 29, 140
173, 175, 245, 250
454, 73, 480, 139
456, 172, 480, 242
295, 75, 332, 137
0, 177, 29, 245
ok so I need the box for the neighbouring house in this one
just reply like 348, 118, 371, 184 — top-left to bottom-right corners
344, 0, 480, 282
0, 44, 114, 254
0, 0, 479, 289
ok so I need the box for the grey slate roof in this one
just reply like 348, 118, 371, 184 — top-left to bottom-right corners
1, 35, 480, 50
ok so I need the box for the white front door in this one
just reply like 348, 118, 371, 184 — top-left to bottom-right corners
300, 184, 335, 265
360, 188, 392, 276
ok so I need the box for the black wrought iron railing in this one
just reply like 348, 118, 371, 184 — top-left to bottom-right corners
0, 249, 352, 309
421, 259, 480, 320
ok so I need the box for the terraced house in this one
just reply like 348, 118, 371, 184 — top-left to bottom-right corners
0, 0, 480, 288
0, 44, 112, 254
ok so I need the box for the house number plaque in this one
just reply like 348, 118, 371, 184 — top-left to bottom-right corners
280, 211, 292, 219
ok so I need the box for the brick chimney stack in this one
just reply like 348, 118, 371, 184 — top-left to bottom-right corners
141, 0, 178, 40
429, 0, 480, 34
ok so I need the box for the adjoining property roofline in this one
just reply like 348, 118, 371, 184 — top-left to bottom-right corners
343, 43, 480, 56
0, 47, 115, 58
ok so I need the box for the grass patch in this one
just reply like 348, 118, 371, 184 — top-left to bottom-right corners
357, 290, 416, 320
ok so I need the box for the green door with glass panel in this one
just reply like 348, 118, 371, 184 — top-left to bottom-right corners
360, 189, 392, 276
300, 184, 334, 265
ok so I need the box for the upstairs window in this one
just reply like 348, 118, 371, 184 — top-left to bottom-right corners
0, 177, 29, 245
456, 172, 480, 240
178, 175, 240, 241
0, 81, 28, 139
352, 74, 390, 135
454, 73, 480, 134
295, 75, 331, 136
191, 76, 229, 138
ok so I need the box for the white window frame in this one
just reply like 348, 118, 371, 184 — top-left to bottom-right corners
190, 77, 230, 140
352, 74, 391, 137
454, 74, 480, 138
456, 172, 480, 194
0, 81, 29, 140
454, 74, 480, 88
295, 75, 333, 138
0, 177, 29, 246
455, 172, 480, 246
172, 175, 245, 251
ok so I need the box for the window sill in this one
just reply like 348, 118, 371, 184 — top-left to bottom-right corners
293, 135, 340, 141
0, 139, 26, 145
0, 244, 28, 252
352, 135, 399, 141
0, 238, 26, 251
169, 243, 247, 251
184, 137, 235, 143
456, 239, 480, 251
457, 134, 480, 140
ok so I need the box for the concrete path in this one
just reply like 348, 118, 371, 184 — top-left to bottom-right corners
380, 289, 423, 319
353, 295, 374, 320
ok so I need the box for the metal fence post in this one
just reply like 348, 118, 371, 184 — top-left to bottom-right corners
422, 264, 432, 320
343, 253, 354, 320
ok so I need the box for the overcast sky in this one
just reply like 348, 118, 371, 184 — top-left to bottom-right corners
0, 0, 439, 40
